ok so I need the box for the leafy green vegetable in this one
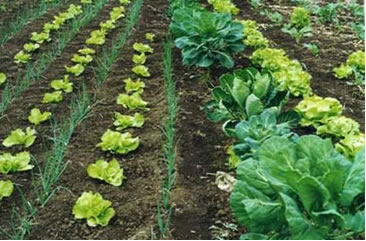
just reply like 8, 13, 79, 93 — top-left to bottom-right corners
87, 159, 126, 186
65, 64, 85, 76
303, 43, 319, 56
334, 64, 353, 79
86, 30, 106, 45
231, 135, 365, 239
2, 128, 36, 148
14, 50, 31, 64
110, 6, 125, 20
207, 0, 239, 15
133, 43, 153, 53
237, 20, 269, 49
336, 133, 365, 159
145, 33, 155, 42
231, 109, 297, 160
43, 22, 60, 32
282, 7, 312, 43
96, 129, 139, 154
24, 43, 40, 52
124, 78, 145, 94
100, 20, 116, 31
113, 112, 144, 130
81, 0, 92, 4
227, 145, 241, 169
28, 108, 52, 125
251, 48, 313, 96
170, 8, 244, 69
71, 54, 93, 65
334, 51, 365, 85
317, 116, 360, 138
50, 75, 73, 93
78, 47, 96, 55
132, 53, 146, 65
66, 4, 82, 17
42, 91, 63, 104
30, 31, 51, 44
0, 72, 6, 85
73, 191, 115, 227
132, 65, 150, 77
0, 152, 33, 174
119, 0, 130, 4
0, 180, 13, 200
117, 92, 148, 110
295, 95, 343, 127
204, 67, 288, 123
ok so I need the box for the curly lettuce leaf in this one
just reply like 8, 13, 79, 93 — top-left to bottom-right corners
28, 108, 52, 126
132, 65, 150, 77
2, 128, 36, 148
0, 73, 6, 85
50, 75, 73, 93
113, 112, 144, 130
133, 43, 153, 53
72, 191, 115, 227
87, 159, 126, 186
117, 92, 148, 110
65, 64, 85, 76
42, 91, 63, 104
0, 180, 14, 200
316, 116, 360, 138
132, 53, 146, 65
24, 43, 40, 52
124, 78, 145, 94
30, 31, 51, 44
78, 47, 96, 55
14, 50, 31, 64
96, 129, 139, 154
0, 152, 33, 174
71, 54, 93, 65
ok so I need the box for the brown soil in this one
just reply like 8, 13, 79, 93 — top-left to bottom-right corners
0, 0, 44, 28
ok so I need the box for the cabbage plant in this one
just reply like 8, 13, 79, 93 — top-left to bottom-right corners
170, 8, 244, 69
231, 135, 365, 239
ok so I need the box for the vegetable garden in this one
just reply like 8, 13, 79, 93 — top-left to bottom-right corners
0, 0, 364, 239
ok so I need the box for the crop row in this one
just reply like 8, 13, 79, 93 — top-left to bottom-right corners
168, 0, 365, 239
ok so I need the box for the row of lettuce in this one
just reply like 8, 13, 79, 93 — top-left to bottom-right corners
169, 0, 365, 239
74, 36, 155, 227
0, 0, 129, 201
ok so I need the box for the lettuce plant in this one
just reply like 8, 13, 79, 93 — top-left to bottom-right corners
66, 4, 82, 17
132, 53, 146, 65
87, 159, 126, 186
71, 54, 93, 65
237, 20, 269, 49
226, 145, 241, 169
251, 48, 313, 96
53, 15, 66, 26
316, 116, 360, 138
334, 50, 365, 85
24, 43, 40, 52
170, 8, 244, 69
145, 33, 155, 42
96, 129, 139, 154
113, 112, 144, 130
132, 65, 150, 77
51, 75, 73, 93
100, 20, 116, 31
0, 73, 6, 85
0, 180, 13, 201
65, 64, 85, 76
110, 6, 125, 20
295, 95, 343, 127
119, 0, 130, 4
73, 191, 115, 227
0, 152, 33, 174
124, 78, 145, 94
78, 47, 96, 55
14, 50, 31, 64
30, 31, 51, 44
42, 91, 63, 104
28, 108, 52, 125
231, 135, 365, 239
43, 22, 60, 32
204, 67, 288, 123
336, 133, 365, 159
208, 0, 239, 15
86, 30, 106, 45
133, 43, 153, 53
2, 128, 36, 148
282, 7, 312, 43
117, 92, 148, 110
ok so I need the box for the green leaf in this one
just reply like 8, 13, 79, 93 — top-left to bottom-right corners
113, 112, 144, 130
14, 50, 31, 64
117, 93, 148, 110
72, 191, 115, 227
110, 6, 125, 21
0, 152, 33, 174
71, 54, 93, 65
0, 72, 6, 85
85, 30, 106, 45
28, 108, 52, 125
50, 75, 73, 93
123, 78, 145, 94
65, 64, 85, 76
24, 43, 40, 52
2, 127, 36, 148
245, 94, 264, 117
132, 65, 150, 77
0, 180, 14, 200
78, 47, 95, 55
344, 211, 365, 233
340, 148, 365, 207
87, 159, 126, 186
132, 53, 146, 65
30, 31, 51, 44
96, 129, 139, 154
42, 91, 63, 104
133, 43, 153, 53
